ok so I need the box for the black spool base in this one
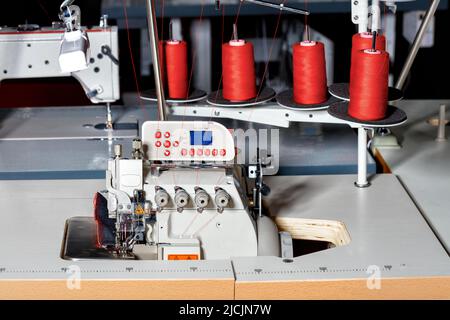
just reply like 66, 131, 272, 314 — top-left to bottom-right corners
206, 88, 276, 107
329, 83, 404, 103
140, 89, 207, 104
328, 101, 407, 127
276, 89, 340, 111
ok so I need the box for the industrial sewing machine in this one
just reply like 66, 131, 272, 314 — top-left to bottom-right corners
62, 120, 285, 260
1, 0, 449, 300
60, 0, 313, 261
0, 0, 119, 126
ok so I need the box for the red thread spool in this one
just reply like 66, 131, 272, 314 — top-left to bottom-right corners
293, 41, 328, 105
352, 32, 386, 56
165, 40, 189, 99
351, 32, 386, 80
349, 49, 389, 121
222, 40, 257, 101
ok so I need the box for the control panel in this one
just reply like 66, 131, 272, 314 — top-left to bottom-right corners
142, 121, 235, 162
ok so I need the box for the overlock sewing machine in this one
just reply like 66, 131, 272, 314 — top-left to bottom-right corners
62, 120, 285, 260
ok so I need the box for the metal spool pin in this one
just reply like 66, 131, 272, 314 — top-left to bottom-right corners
146, 0, 169, 121
356, 31, 377, 188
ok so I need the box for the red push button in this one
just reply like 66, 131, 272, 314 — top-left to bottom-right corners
164, 132, 171, 138
181, 149, 187, 156
164, 150, 171, 157
189, 148, 195, 156
164, 140, 171, 148
173, 141, 179, 147
212, 149, 218, 157
204, 149, 211, 156
220, 149, 227, 156
155, 141, 162, 148
197, 149, 203, 156
155, 131, 162, 139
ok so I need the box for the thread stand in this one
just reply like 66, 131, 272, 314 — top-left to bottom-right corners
356, 127, 370, 188
328, 102, 407, 127
328, 102, 407, 188
328, 83, 404, 103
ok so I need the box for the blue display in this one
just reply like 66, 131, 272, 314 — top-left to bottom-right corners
190, 131, 213, 146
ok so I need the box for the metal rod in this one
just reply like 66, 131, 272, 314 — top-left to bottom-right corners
371, 0, 380, 32
242, 0, 309, 16
395, 0, 440, 90
304, 24, 310, 42
233, 23, 238, 41
169, 21, 173, 41
371, 30, 377, 51
356, 128, 370, 188
436, 104, 447, 142
145, 0, 168, 121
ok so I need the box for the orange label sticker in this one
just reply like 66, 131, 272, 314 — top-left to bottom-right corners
167, 254, 199, 261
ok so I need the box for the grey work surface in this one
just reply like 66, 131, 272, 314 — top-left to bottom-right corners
378, 99, 450, 253
0, 174, 448, 282
0, 178, 233, 280
0, 105, 152, 180
234, 174, 450, 282
0, 105, 375, 179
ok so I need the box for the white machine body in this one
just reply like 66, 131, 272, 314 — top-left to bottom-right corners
104, 121, 279, 261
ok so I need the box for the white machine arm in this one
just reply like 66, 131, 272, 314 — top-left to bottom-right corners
0, 0, 119, 104
0, 26, 119, 104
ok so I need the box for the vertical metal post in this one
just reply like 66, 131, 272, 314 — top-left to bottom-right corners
356, 127, 370, 188
145, 0, 168, 121
436, 104, 447, 142
370, 0, 381, 32
395, 0, 440, 90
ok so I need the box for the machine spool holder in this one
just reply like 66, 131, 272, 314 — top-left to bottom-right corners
144, 0, 405, 187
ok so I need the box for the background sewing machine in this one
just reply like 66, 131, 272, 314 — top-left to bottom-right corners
0, 1, 119, 127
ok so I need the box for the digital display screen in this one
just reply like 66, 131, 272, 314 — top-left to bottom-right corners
190, 131, 213, 146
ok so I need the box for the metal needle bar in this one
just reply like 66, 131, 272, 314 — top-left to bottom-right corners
106, 103, 113, 129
